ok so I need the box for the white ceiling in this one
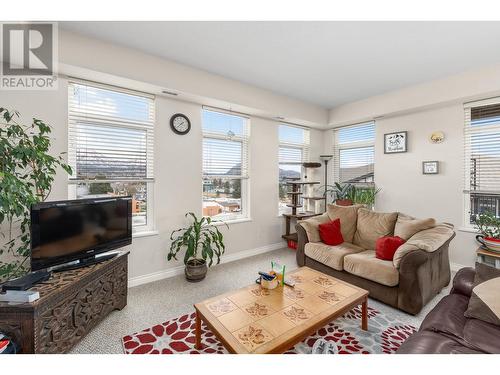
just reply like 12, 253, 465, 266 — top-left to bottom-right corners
60, 21, 500, 109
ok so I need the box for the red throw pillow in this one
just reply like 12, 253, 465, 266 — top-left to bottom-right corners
376, 236, 406, 261
318, 218, 344, 246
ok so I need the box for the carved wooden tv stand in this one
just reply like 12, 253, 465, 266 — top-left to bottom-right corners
0, 251, 129, 353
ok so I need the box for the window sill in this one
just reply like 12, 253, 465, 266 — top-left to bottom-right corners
211, 218, 252, 226
458, 226, 478, 234
133, 230, 159, 238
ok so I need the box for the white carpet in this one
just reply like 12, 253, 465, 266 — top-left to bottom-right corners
70, 247, 451, 354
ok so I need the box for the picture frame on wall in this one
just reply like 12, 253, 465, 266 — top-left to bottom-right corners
384, 131, 408, 154
422, 161, 439, 174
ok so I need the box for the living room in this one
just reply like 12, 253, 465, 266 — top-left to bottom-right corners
1, 1, 500, 372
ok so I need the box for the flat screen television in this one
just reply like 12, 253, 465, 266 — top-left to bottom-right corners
30, 196, 132, 271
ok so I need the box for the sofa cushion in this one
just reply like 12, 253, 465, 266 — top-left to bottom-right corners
326, 204, 363, 243
463, 318, 500, 354
419, 293, 469, 338
397, 330, 485, 354
304, 242, 364, 271
394, 213, 436, 240
318, 218, 344, 246
299, 213, 331, 243
343, 250, 399, 287
352, 209, 398, 250
464, 263, 500, 326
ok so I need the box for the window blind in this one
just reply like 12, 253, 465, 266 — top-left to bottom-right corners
333, 122, 375, 185
202, 109, 249, 179
464, 98, 500, 222
278, 124, 310, 164
68, 80, 155, 181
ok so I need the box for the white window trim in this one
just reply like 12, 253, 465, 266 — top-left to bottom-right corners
463, 97, 500, 228
278, 124, 311, 215
202, 109, 251, 222
67, 79, 156, 234
332, 121, 375, 185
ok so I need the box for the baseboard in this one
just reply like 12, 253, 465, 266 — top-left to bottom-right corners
128, 242, 285, 288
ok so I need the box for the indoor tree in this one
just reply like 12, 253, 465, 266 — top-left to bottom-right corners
0, 108, 72, 282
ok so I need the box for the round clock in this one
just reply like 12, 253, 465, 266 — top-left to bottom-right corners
170, 113, 191, 135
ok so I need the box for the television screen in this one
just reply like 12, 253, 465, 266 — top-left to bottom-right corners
31, 197, 132, 271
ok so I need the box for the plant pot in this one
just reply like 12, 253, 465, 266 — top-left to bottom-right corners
335, 199, 353, 206
185, 258, 208, 282
476, 235, 500, 253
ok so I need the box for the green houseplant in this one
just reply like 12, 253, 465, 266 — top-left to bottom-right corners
348, 185, 381, 209
167, 213, 227, 282
323, 182, 354, 206
0, 108, 72, 282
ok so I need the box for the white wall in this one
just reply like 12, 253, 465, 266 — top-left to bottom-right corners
325, 66, 500, 267
373, 105, 476, 267
0, 76, 324, 281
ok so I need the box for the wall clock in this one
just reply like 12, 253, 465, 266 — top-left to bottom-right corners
170, 113, 191, 135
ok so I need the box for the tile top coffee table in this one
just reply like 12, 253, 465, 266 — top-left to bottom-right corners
193, 266, 369, 354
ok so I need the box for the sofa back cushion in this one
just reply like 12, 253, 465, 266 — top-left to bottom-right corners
299, 212, 331, 243
353, 208, 398, 249
326, 204, 363, 243
394, 213, 436, 240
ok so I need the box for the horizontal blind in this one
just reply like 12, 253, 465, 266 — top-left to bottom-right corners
333, 122, 375, 184
464, 99, 500, 194
68, 80, 155, 181
202, 109, 249, 179
278, 124, 310, 164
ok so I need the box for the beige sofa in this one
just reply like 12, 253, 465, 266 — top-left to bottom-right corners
295, 204, 456, 315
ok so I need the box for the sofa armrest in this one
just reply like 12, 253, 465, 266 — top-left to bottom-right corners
393, 223, 455, 268
295, 223, 309, 266
450, 267, 476, 297
397, 241, 451, 315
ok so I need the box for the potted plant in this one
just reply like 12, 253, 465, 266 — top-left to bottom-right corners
323, 182, 354, 206
167, 213, 227, 282
474, 212, 500, 252
349, 185, 381, 210
0, 108, 72, 282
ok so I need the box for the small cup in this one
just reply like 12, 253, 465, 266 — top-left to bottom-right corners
260, 276, 278, 290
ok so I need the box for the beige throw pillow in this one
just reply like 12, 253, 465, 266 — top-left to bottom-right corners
464, 263, 500, 326
326, 204, 363, 243
394, 213, 436, 240
353, 208, 398, 249
299, 213, 331, 243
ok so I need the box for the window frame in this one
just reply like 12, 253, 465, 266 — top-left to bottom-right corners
332, 121, 376, 186
278, 123, 310, 215
67, 79, 156, 235
463, 98, 500, 228
201, 108, 250, 223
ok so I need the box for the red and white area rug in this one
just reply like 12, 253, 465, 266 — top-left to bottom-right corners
122, 306, 416, 354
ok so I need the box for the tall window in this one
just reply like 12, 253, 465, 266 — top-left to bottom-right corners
68, 80, 155, 232
278, 124, 310, 214
202, 109, 249, 221
333, 122, 375, 187
464, 99, 500, 225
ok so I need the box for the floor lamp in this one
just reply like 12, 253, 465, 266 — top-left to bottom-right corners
320, 154, 333, 210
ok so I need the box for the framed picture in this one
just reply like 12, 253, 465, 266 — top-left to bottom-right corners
422, 161, 439, 174
384, 131, 408, 154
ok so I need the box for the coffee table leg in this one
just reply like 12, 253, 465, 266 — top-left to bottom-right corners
361, 298, 368, 331
195, 310, 202, 349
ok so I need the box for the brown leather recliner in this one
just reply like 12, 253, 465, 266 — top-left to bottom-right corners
397, 267, 500, 354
